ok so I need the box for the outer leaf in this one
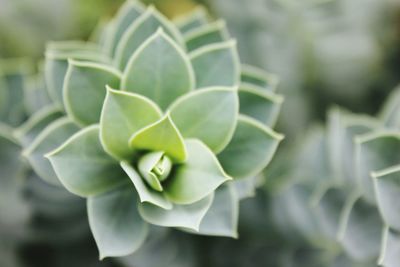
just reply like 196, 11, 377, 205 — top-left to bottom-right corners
23, 117, 79, 185
88, 185, 148, 259
184, 20, 229, 52
121, 29, 194, 110
23, 74, 52, 114
0, 76, 7, 118
378, 85, 400, 129
63, 60, 121, 126
272, 184, 322, 244
241, 64, 279, 91
373, 165, 400, 231
169, 87, 238, 153
138, 193, 214, 231
164, 139, 231, 204
174, 6, 209, 34
379, 227, 400, 267
120, 162, 172, 210
100, 88, 162, 160
0, 59, 31, 127
311, 186, 348, 241
190, 41, 240, 88
106, 0, 145, 57
119, 228, 193, 267
129, 114, 187, 163
196, 183, 239, 237
45, 50, 110, 107
115, 7, 184, 70
218, 115, 283, 179
327, 108, 380, 186
238, 83, 283, 127
0, 126, 30, 228
47, 125, 128, 197
14, 105, 62, 147
338, 193, 383, 261
355, 132, 400, 203
232, 176, 257, 200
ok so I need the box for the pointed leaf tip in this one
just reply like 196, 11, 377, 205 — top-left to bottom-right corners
121, 28, 194, 110
129, 114, 187, 163
100, 88, 162, 160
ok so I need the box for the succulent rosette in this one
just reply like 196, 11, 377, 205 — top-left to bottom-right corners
271, 86, 400, 267
22, 0, 283, 258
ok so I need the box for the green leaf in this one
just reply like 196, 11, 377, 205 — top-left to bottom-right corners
164, 139, 231, 204
120, 162, 172, 210
174, 6, 209, 34
23, 117, 80, 185
311, 186, 348, 241
137, 151, 172, 191
379, 227, 400, 267
14, 105, 63, 147
327, 108, 380, 186
100, 87, 162, 160
338, 193, 383, 261
0, 76, 8, 118
355, 132, 400, 203
372, 165, 400, 231
138, 193, 214, 231
0, 59, 31, 127
272, 184, 321, 243
64, 60, 121, 126
105, 0, 145, 57
184, 20, 229, 52
0, 127, 30, 227
23, 74, 52, 114
218, 115, 283, 179
169, 87, 238, 153
240, 64, 279, 91
232, 176, 257, 200
121, 29, 194, 110
190, 41, 240, 88
88, 185, 148, 259
129, 114, 187, 163
115, 7, 184, 70
196, 183, 239, 238
46, 125, 128, 197
45, 49, 110, 107
378, 85, 400, 129
238, 83, 283, 127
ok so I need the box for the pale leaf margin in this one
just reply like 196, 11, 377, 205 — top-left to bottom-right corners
120, 28, 195, 94
226, 115, 284, 179
241, 64, 279, 91
63, 59, 122, 126
167, 86, 238, 153
13, 104, 61, 142
189, 40, 241, 89
114, 6, 185, 69
239, 83, 284, 126
183, 19, 229, 43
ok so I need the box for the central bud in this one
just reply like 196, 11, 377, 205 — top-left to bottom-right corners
138, 151, 172, 192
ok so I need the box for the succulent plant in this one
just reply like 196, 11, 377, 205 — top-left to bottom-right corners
19, 0, 283, 259
209, 0, 400, 138
270, 85, 400, 267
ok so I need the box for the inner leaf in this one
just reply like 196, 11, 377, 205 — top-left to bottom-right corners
138, 151, 172, 191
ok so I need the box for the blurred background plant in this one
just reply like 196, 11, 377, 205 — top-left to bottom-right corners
209, 0, 400, 138
1, 0, 400, 266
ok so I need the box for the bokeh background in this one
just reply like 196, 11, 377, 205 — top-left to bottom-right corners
1, 0, 399, 266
